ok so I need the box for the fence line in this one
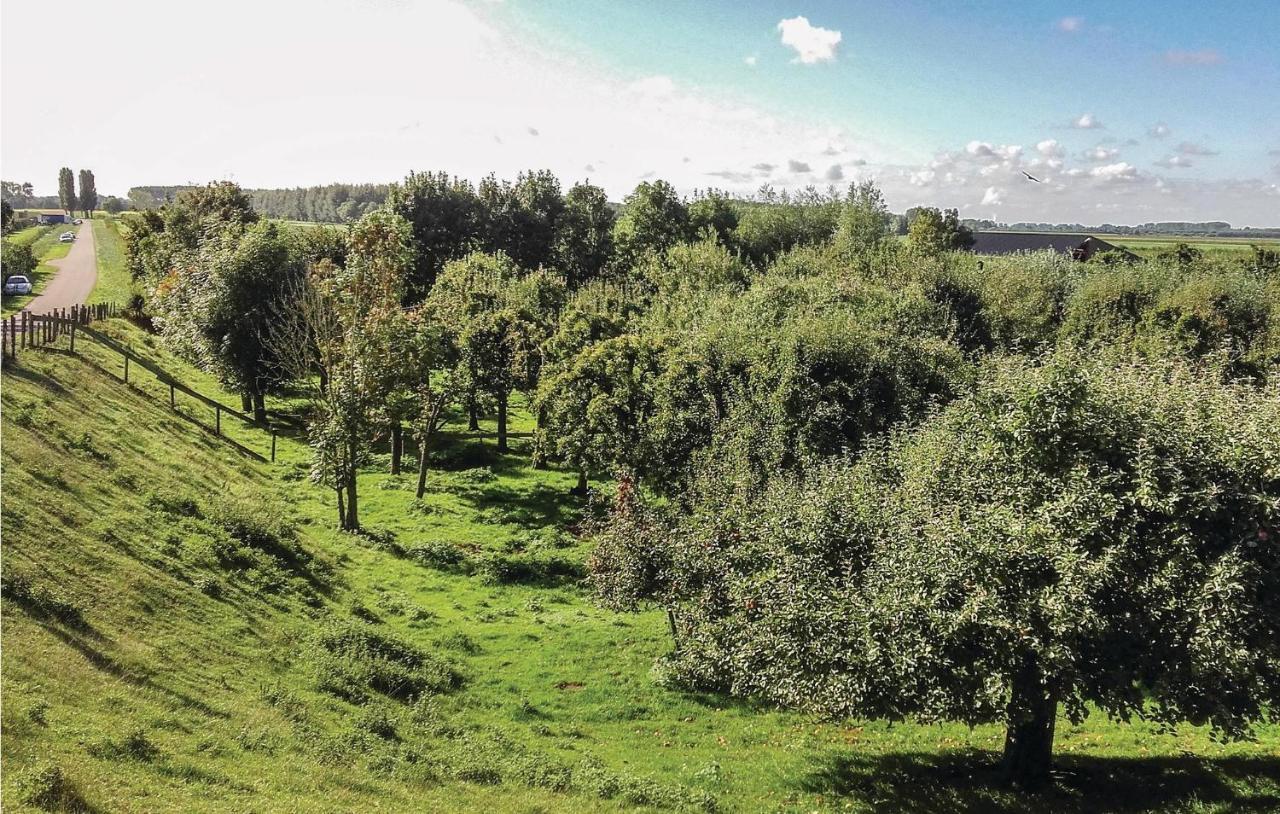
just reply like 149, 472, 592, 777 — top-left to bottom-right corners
1, 304, 277, 463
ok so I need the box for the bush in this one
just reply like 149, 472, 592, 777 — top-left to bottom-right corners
145, 487, 202, 517
310, 619, 462, 703
14, 763, 82, 811
406, 541, 467, 570
473, 552, 584, 586
207, 492, 304, 566
0, 573, 87, 629
88, 728, 160, 761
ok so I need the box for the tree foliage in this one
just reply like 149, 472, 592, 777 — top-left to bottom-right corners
591, 353, 1280, 787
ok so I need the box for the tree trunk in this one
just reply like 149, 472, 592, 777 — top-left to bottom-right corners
336, 487, 345, 529
532, 404, 547, 469
241, 392, 253, 412
252, 391, 266, 424
496, 392, 508, 452
390, 422, 403, 475
344, 472, 359, 531
571, 469, 588, 496
468, 394, 479, 431
415, 440, 430, 499
1001, 655, 1057, 789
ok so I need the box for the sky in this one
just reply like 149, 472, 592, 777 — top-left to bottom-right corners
3, 0, 1278, 225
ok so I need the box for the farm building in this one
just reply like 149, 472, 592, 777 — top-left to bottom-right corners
36, 212, 70, 224
970, 231, 1135, 261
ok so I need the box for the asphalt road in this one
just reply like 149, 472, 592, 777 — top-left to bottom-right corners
24, 222, 98, 314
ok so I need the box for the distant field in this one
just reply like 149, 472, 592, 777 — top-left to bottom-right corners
1100, 234, 1280, 260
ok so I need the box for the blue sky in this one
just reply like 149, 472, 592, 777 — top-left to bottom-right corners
3, 0, 1277, 223
499, 0, 1279, 180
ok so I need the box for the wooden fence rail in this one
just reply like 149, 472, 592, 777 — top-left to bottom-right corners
1, 304, 277, 463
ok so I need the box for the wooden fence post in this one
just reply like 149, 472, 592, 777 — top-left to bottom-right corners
271, 431, 277, 462
124, 353, 130, 383
69, 317, 76, 353
170, 383, 176, 409
215, 405, 221, 436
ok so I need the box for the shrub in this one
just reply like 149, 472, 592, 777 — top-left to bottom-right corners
1, 573, 88, 629
406, 541, 467, 570
14, 763, 81, 811
354, 705, 398, 740
207, 493, 304, 566
145, 487, 202, 517
88, 728, 160, 761
474, 553, 584, 587
310, 619, 462, 702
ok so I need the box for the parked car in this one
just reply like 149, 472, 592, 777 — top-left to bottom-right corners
59, 231, 75, 242
73, 218, 84, 224
3, 275, 33, 295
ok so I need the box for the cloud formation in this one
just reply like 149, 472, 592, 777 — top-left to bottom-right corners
1036, 139, 1063, 158
824, 163, 844, 181
1177, 141, 1218, 156
1072, 113, 1103, 129
1155, 155, 1194, 169
981, 186, 1003, 205
1164, 49, 1224, 66
787, 159, 812, 173
1148, 122, 1172, 139
1056, 17, 1084, 33
1085, 145, 1120, 162
777, 16, 842, 64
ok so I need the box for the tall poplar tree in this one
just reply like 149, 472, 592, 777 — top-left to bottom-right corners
57, 167, 77, 215
78, 169, 98, 217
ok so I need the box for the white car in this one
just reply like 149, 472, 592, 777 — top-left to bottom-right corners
60, 232, 75, 242
3, 275, 33, 295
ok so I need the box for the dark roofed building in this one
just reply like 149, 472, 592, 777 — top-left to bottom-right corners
970, 231, 1135, 261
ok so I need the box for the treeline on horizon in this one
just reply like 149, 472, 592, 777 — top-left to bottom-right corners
7, 175, 1275, 237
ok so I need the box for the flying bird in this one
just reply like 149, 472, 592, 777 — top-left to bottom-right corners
1021, 171, 1043, 183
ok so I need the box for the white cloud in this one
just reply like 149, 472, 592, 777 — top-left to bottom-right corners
1164, 49, 1224, 66
527, 126, 540, 136
981, 186, 1003, 205
1089, 162, 1138, 182
824, 163, 844, 181
629, 75, 676, 97
1056, 17, 1084, 33
787, 159, 812, 173
966, 141, 1022, 161
1155, 155, 1194, 169
752, 162, 776, 173
744, 54, 758, 67
1072, 113, 1103, 129
1036, 139, 1063, 157
776, 16, 842, 64
1177, 141, 1217, 156
909, 169, 935, 187
1084, 145, 1120, 162
1148, 122, 1171, 138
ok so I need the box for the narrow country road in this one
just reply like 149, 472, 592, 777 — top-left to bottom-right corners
24, 221, 98, 314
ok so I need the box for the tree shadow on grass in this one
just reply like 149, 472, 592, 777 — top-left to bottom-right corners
38, 621, 230, 720
798, 750, 1280, 814
2, 359, 72, 395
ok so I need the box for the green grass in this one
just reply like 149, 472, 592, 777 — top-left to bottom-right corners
88, 218, 133, 306
5, 224, 54, 248
3, 319, 1278, 813
1100, 234, 1280, 260
1, 223, 81, 315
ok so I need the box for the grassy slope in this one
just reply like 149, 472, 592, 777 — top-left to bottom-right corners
3, 320, 1278, 813
87, 219, 132, 306
1, 223, 82, 315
